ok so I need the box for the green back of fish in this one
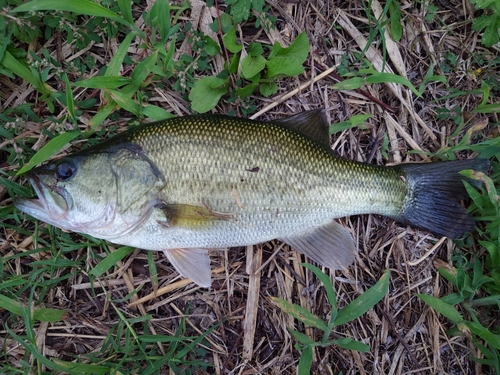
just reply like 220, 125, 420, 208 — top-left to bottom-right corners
121, 113, 407, 226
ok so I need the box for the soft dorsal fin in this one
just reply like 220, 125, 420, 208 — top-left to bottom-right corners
272, 109, 330, 148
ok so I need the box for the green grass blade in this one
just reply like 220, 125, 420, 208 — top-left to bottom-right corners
89, 246, 134, 277
331, 77, 364, 91
12, 0, 132, 28
131, 51, 158, 86
52, 359, 110, 374
116, 0, 133, 24
333, 337, 370, 352
297, 345, 313, 375
1, 50, 48, 93
106, 89, 141, 115
468, 322, 500, 349
86, 101, 116, 136
63, 73, 76, 123
271, 297, 329, 331
417, 294, 464, 324
16, 130, 81, 175
74, 76, 133, 89
0, 293, 24, 316
288, 328, 315, 345
364, 72, 421, 97
107, 32, 135, 76
334, 269, 390, 326
142, 105, 173, 121
302, 263, 337, 324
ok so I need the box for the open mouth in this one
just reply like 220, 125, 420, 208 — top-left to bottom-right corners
14, 172, 70, 223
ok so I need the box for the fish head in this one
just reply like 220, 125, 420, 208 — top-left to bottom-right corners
15, 152, 121, 236
16, 144, 166, 240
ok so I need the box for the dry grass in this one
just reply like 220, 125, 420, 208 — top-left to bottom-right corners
1, 0, 498, 374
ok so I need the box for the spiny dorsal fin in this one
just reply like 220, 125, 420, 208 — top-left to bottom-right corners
272, 109, 331, 148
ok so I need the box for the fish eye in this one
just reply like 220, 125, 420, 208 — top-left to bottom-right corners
55, 159, 78, 181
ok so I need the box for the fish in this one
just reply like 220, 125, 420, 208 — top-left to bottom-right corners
15, 110, 489, 287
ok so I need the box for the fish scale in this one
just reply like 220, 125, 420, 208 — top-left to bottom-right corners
15, 110, 489, 286
127, 115, 406, 221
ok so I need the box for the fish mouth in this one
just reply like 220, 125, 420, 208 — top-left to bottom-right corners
15, 172, 72, 224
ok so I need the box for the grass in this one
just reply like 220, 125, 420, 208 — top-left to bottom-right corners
1, 0, 500, 374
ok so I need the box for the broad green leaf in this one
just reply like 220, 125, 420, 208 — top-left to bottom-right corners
74, 76, 133, 89
223, 28, 242, 53
334, 269, 390, 326
236, 83, 257, 98
265, 31, 309, 80
288, 328, 315, 345
247, 42, 264, 57
259, 82, 278, 97
205, 37, 221, 56
271, 297, 328, 331
297, 345, 313, 375
189, 76, 229, 113
157, 0, 172, 44
228, 0, 251, 23
33, 307, 67, 322
12, 0, 133, 28
480, 240, 500, 266
241, 55, 266, 79
89, 246, 134, 277
388, 1, 403, 42
417, 294, 464, 324
17, 130, 81, 175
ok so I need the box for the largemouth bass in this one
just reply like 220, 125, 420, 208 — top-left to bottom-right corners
15, 110, 488, 286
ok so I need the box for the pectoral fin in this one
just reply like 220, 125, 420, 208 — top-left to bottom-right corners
280, 220, 355, 270
163, 248, 211, 287
155, 202, 230, 228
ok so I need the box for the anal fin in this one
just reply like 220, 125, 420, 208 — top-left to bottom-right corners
280, 220, 355, 270
163, 248, 211, 287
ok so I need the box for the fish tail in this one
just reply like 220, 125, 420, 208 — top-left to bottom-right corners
395, 159, 490, 238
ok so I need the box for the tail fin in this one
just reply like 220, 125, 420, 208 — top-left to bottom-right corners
396, 159, 489, 238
